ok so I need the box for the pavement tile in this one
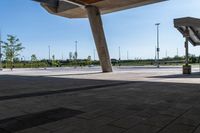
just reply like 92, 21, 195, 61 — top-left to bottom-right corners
174, 116, 200, 127
194, 126, 200, 133
16, 127, 51, 133
53, 125, 126, 133
142, 114, 175, 128
124, 124, 160, 133
159, 123, 195, 133
110, 115, 146, 129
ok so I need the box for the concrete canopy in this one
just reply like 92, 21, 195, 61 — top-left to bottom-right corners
174, 17, 200, 46
36, 0, 166, 18
34, 0, 166, 73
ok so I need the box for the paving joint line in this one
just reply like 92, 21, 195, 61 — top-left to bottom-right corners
191, 122, 200, 133
156, 107, 193, 133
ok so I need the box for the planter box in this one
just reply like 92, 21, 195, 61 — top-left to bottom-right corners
183, 65, 191, 74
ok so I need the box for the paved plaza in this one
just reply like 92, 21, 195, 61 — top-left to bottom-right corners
0, 66, 200, 133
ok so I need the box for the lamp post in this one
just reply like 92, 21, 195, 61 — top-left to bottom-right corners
127, 51, 129, 60
118, 46, 121, 61
75, 41, 78, 59
155, 23, 160, 68
118, 46, 121, 66
48, 45, 51, 60
93, 48, 96, 61
0, 30, 2, 70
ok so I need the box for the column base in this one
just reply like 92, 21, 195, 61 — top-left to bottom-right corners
183, 65, 191, 74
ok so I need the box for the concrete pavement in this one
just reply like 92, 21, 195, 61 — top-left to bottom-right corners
0, 66, 200, 133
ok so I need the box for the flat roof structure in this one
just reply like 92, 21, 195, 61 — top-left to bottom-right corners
35, 0, 166, 18
174, 17, 200, 46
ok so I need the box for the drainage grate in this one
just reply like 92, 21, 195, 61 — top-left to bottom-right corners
0, 108, 84, 133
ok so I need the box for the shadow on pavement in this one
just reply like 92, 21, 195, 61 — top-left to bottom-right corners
0, 74, 200, 133
148, 72, 200, 78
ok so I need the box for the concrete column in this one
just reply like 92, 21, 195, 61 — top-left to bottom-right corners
185, 37, 189, 66
86, 5, 112, 72
183, 27, 191, 74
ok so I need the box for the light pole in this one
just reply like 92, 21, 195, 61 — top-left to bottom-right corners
118, 46, 121, 66
48, 45, 51, 60
155, 45, 157, 65
93, 48, 96, 61
0, 30, 2, 70
118, 46, 121, 61
155, 23, 160, 68
127, 51, 129, 60
75, 41, 78, 59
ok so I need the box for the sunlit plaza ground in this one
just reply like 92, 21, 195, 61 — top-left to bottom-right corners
0, 66, 200, 133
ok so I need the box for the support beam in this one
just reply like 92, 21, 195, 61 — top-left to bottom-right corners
86, 5, 112, 72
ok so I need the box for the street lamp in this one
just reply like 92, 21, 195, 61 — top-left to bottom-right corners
93, 48, 96, 61
118, 46, 121, 66
155, 23, 160, 68
118, 46, 121, 61
75, 41, 78, 59
48, 45, 51, 60
0, 30, 2, 70
127, 50, 129, 60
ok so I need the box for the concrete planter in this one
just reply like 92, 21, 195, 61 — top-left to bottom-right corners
183, 65, 191, 74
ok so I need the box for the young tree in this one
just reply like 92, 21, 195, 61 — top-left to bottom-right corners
52, 55, 55, 60
1, 35, 25, 70
86, 55, 92, 66
74, 51, 78, 60
31, 54, 37, 62
69, 52, 73, 60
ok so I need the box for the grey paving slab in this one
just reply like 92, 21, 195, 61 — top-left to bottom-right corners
124, 124, 160, 133
174, 116, 200, 127
110, 115, 146, 129
0, 67, 200, 133
142, 114, 175, 128
194, 126, 200, 133
158, 123, 195, 133
53, 125, 126, 133
16, 127, 50, 133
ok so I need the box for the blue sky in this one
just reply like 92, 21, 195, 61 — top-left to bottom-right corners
0, 0, 200, 60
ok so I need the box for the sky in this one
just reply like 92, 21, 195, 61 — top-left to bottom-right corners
0, 0, 200, 60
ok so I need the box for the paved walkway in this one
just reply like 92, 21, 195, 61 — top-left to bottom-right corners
0, 67, 200, 133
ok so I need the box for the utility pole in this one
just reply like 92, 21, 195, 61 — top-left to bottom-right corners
0, 30, 2, 70
93, 49, 96, 61
165, 50, 168, 58
155, 45, 157, 65
155, 23, 160, 68
75, 41, 78, 59
48, 45, 51, 60
177, 48, 179, 57
127, 51, 129, 60
118, 46, 121, 66
118, 46, 121, 61
74, 41, 78, 68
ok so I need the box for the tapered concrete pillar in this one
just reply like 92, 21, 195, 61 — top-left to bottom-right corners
183, 27, 191, 74
185, 37, 189, 66
86, 5, 113, 72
